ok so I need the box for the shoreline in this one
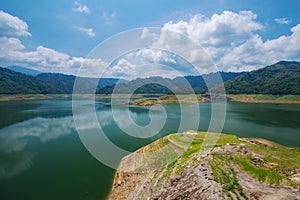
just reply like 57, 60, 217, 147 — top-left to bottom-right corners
129, 95, 208, 106
0, 94, 71, 101
227, 94, 300, 105
1, 94, 300, 105
0, 94, 144, 102
230, 99, 300, 105
129, 94, 300, 106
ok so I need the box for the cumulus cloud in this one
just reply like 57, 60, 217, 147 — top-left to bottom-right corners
0, 10, 106, 75
162, 10, 300, 72
0, 37, 24, 55
104, 58, 137, 79
100, 48, 199, 80
108, 12, 298, 75
275, 18, 291, 24
135, 49, 176, 64
72, 1, 90, 14
163, 11, 263, 47
0, 10, 31, 37
217, 24, 300, 71
1, 9, 299, 78
74, 26, 95, 37
0, 36, 107, 75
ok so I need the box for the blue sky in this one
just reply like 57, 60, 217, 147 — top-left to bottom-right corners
0, 0, 300, 78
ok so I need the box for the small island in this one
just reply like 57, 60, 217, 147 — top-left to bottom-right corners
129, 94, 300, 106
129, 94, 208, 106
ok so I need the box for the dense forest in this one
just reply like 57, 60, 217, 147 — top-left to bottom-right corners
0, 67, 59, 94
1, 61, 299, 95
0, 68, 122, 94
224, 61, 300, 95
37, 73, 122, 94
97, 72, 243, 94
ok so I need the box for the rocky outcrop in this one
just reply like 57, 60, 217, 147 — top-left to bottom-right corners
109, 132, 300, 200
109, 162, 227, 200
150, 163, 225, 200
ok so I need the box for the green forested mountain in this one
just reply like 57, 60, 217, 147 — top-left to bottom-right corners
6, 65, 42, 76
224, 61, 300, 95
1, 61, 299, 95
97, 77, 173, 94
97, 72, 244, 94
0, 68, 121, 94
0, 67, 60, 94
36, 73, 77, 94
175, 72, 244, 93
37, 73, 121, 94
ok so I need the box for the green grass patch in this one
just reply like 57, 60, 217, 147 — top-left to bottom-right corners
210, 157, 248, 200
216, 134, 241, 146
142, 137, 170, 153
162, 160, 177, 179
233, 156, 284, 185
229, 94, 300, 102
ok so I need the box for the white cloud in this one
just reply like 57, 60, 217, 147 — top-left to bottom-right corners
0, 36, 107, 75
135, 49, 176, 64
74, 26, 95, 37
106, 58, 136, 77
72, 1, 90, 14
0, 37, 24, 55
162, 10, 300, 72
0, 11, 106, 76
1, 10, 299, 78
141, 28, 156, 40
275, 18, 291, 24
163, 11, 263, 47
100, 48, 197, 79
0, 10, 31, 37
217, 24, 300, 71
101, 11, 116, 25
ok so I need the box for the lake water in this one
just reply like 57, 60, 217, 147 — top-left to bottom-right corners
0, 98, 299, 199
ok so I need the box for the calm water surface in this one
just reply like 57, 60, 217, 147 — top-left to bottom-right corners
0, 98, 299, 199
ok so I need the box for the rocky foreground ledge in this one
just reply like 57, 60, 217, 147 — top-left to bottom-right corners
109, 132, 300, 200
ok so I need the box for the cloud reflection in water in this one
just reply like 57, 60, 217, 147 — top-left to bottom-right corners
0, 116, 75, 179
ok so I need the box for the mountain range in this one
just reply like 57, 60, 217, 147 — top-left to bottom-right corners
0, 67, 59, 94
224, 61, 300, 95
97, 71, 244, 94
0, 66, 123, 94
6, 65, 42, 76
1, 61, 299, 95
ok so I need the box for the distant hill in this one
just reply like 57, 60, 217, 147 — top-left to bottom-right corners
174, 72, 245, 93
97, 76, 173, 94
37, 73, 122, 94
6, 65, 42, 76
36, 73, 77, 94
2, 61, 299, 95
0, 67, 60, 94
0, 67, 123, 94
224, 61, 300, 95
97, 72, 244, 94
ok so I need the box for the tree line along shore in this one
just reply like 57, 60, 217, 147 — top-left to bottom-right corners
1, 94, 300, 105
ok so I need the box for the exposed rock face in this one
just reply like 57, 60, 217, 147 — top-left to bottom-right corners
109, 132, 300, 200
236, 170, 300, 200
109, 163, 227, 200
150, 163, 226, 200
